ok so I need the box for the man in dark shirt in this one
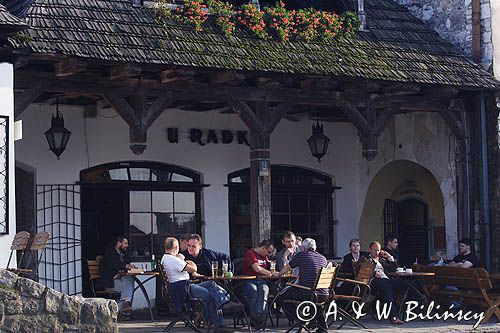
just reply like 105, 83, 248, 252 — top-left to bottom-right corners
275, 231, 300, 272
101, 236, 136, 314
279, 238, 329, 333
382, 235, 399, 262
182, 234, 233, 277
449, 238, 479, 268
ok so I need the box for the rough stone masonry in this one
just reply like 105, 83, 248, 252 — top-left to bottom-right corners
0, 269, 118, 333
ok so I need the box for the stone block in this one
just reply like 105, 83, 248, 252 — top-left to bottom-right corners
15, 314, 62, 333
15, 277, 46, 299
0, 270, 19, 289
95, 324, 118, 333
4, 300, 22, 315
0, 287, 20, 301
44, 288, 63, 314
0, 303, 4, 326
2, 316, 21, 332
59, 295, 82, 324
22, 299, 40, 315
80, 298, 113, 325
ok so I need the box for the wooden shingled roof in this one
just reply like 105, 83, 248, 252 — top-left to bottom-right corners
4, 0, 500, 89
0, 4, 26, 33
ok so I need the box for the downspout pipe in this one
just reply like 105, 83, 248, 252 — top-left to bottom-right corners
357, 0, 367, 31
480, 91, 491, 271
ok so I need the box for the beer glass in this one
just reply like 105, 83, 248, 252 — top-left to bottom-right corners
269, 260, 276, 274
222, 260, 229, 275
211, 260, 219, 278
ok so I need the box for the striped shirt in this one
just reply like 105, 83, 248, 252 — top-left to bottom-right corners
289, 251, 328, 296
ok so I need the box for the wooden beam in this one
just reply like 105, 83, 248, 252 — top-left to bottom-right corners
104, 92, 176, 154
438, 107, 465, 139
144, 92, 175, 128
375, 102, 401, 134
262, 100, 296, 135
226, 97, 265, 133
13, 56, 29, 69
342, 101, 369, 133
14, 83, 44, 119
54, 58, 87, 77
109, 64, 142, 80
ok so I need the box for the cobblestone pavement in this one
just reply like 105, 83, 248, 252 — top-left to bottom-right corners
118, 318, 500, 333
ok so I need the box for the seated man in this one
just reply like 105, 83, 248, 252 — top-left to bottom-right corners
101, 236, 136, 315
340, 238, 368, 276
365, 241, 408, 325
278, 238, 329, 333
178, 233, 189, 253
448, 238, 480, 268
240, 239, 278, 326
182, 233, 233, 276
382, 235, 399, 264
275, 231, 300, 273
161, 237, 232, 333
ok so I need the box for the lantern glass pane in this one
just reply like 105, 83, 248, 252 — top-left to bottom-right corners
53, 132, 64, 148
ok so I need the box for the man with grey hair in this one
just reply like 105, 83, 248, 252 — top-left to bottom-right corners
161, 237, 232, 333
278, 238, 329, 333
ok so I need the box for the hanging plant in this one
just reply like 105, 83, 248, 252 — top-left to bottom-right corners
263, 1, 292, 42
315, 11, 341, 42
290, 8, 318, 42
236, 4, 268, 39
173, 0, 208, 31
207, 0, 235, 36
340, 11, 360, 36
154, 0, 359, 42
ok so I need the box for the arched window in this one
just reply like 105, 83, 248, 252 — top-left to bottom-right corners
80, 161, 203, 262
228, 166, 338, 258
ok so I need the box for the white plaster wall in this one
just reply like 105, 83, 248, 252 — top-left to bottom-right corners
14, 102, 458, 306
15, 104, 458, 257
0, 63, 17, 268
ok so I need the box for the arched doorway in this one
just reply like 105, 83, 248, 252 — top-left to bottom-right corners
227, 165, 337, 258
359, 160, 446, 266
80, 161, 204, 296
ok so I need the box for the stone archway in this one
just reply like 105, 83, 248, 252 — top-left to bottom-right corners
358, 160, 446, 263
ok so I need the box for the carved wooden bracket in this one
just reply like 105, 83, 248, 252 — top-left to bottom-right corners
438, 98, 466, 140
104, 92, 175, 154
15, 82, 44, 119
343, 100, 401, 161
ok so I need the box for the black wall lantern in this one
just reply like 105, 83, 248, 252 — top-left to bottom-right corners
307, 120, 331, 162
45, 97, 71, 159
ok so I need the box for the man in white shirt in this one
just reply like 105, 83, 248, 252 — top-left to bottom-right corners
161, 237, 232, 333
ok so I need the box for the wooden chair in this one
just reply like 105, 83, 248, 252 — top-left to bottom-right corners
333, 259, 376, 329
281, 265, 338, 333
156, 258, 203, 333
24, 231, 51, 275
87, 255, 120, 299
6, 231, 32, 274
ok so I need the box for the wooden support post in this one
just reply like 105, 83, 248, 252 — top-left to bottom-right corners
104, 92, 175, 154
228, 98, 295, 246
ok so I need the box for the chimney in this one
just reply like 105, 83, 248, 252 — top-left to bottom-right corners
357, 0, 367, 31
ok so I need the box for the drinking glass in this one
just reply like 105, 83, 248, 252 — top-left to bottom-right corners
269, 260, 276, 273
222, 260, 229, 275
211, 260, 219, 278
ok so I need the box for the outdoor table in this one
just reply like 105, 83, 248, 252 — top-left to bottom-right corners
388, 271, 435, 319
204, 275, 257, 302
120, 270, 159, 321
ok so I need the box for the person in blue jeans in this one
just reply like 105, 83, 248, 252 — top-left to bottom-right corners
240, 240, 279, 327
161, 237, 232, 333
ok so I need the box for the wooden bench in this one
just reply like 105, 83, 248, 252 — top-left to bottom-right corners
414, 264, 500, 324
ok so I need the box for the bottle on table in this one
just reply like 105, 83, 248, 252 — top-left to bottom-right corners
151, 254, 156, 271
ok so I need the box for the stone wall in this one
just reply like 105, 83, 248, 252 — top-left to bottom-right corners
395, 0, 493, 69
0, 269, 117, 333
